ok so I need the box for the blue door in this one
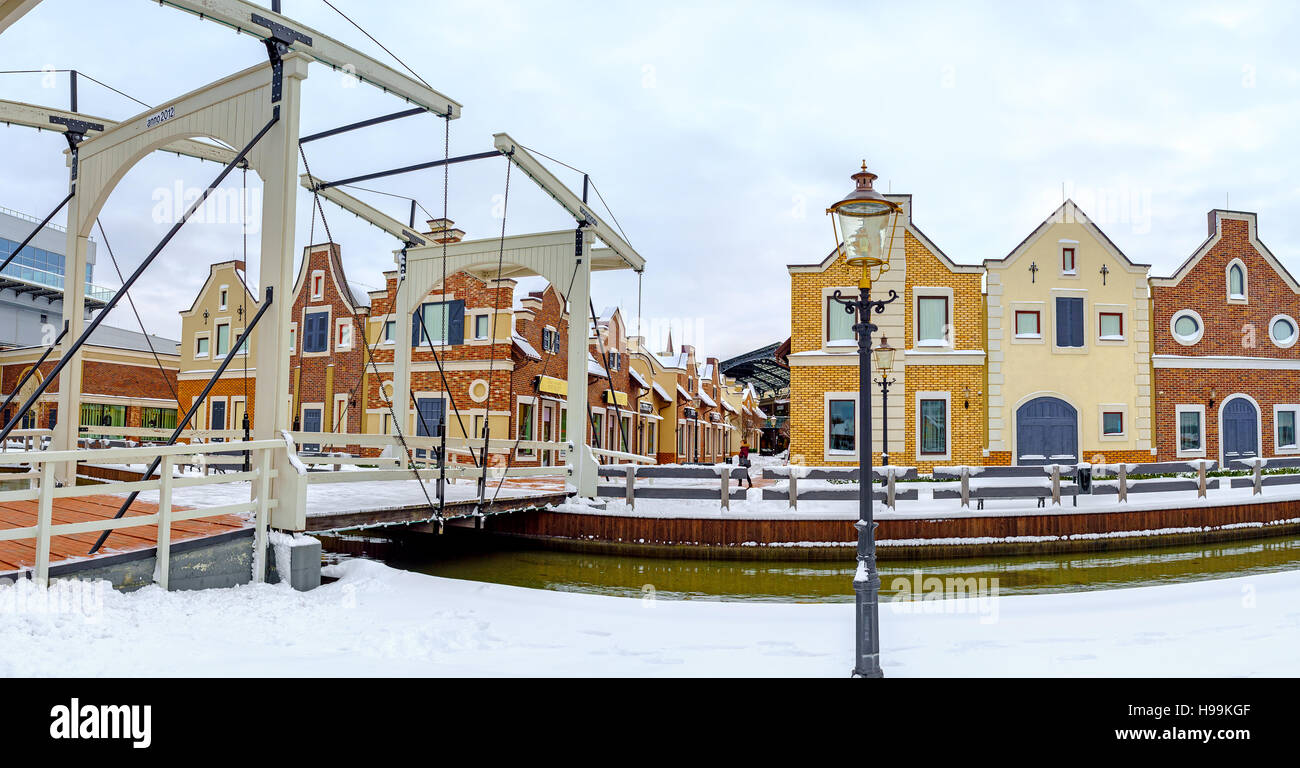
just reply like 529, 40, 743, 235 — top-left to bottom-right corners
302, 408, 322, 452
210, 401, 226, 442
1016, 397, 1078, 465
415, 398, 445, 458
1222, 397, 1259, 462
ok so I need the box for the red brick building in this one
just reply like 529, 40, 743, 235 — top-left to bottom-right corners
1, 325, 180, 439
288, 242, 371, 450
1151, 209, 1300, 465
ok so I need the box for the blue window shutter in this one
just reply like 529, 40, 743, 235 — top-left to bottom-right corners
412, 305, 423, 347
304, 311, 328, 353
449, 300, 465, 345
1055, 297, 1069, 347
1070, 298, 1084, 347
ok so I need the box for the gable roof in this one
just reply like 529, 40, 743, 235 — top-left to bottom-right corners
1151, 209, 1300, 293
985, 199, 1150, 273
292, 242, 371, 314
180, 260, 258, 316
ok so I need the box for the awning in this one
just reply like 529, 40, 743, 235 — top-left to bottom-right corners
651, 381, 671, 402
537, 375, 567, 396
604, 390, 629, 407
628, 367, 650, 389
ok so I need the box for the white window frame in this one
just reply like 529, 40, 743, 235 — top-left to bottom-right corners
288, 322, 297, 355
915, 391, 951, 461
1098, 403, 1129, 442
1010, 300, 1046, 345
1274, 404, 1300, 454
822, 286, 859, 348
1095, 304, 1128, 345
1269, 314, 1298, 350
1059, 240, 1079, 276
335, 318, 353, 352
218, 284, 229, 310
214, 319, 232, 357
334, 394, 350, 434
1226, 258, 1248, 304
473, 313, 490, 340
824, 391, 859, 459
380, 317, 395, 345
310, 270, 325, 301
194, 332, 211, 360
912, 286, 955, 349
1175, 404, 1206, 459
302, 306, 333, 357
1050, 289, 1089, 354
1170, 309, 1205, 347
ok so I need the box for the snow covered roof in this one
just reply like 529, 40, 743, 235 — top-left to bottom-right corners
753, 406, 768, 419
87, 324, 181, 355
513, 334, 541, 361
347, 282, 373, 308
721, 400, 738, 414
698, 389, 717, 408
698, 363, 714, 379
651, 381, 671, 401
675, 384, 692, 402
588, 353, 608, 378
655, 352, 688, 371
628, 367, 649, 389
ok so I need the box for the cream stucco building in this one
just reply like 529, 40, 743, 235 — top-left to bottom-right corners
984, 201, 1153, 465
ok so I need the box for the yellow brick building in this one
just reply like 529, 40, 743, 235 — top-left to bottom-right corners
787, 195, 986, 471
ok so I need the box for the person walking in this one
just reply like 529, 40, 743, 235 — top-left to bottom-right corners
736, 441, 753, 489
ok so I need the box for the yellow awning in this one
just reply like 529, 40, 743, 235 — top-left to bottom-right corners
604, 390, 629, 406
537, 375, 567, 396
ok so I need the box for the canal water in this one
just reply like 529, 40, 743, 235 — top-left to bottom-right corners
318, 529, 1300, 603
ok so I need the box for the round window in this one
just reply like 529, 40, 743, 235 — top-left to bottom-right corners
1271, 315, 1298, 348
1171, 310, 1204, 346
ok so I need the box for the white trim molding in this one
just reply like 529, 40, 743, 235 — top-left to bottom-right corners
824, 390, 860, 461
1226, 258, 1248, 304
1169, 309, 1205, 347
1175, 404, 1206, 459
915, 390, 952, 461
1097, 403, 1129, 442
1153, 354, 1300, 370
1269, 314, 1298, 350
1273, 404, 1300, 454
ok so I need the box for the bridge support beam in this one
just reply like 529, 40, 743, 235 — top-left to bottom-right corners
566, 225, 597, 498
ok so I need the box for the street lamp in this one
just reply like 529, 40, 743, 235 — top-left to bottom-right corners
827, 161, 902, 679
874, 336, 897, 467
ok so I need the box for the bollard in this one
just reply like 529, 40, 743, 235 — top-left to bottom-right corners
720, 466, 730, 511
886, 471, 896, 510
1051, 465, 1061, 506
788, 471, 798, 510
1253, 459, 1263, 496
626, 464, 636, 510
1117, 464, 1128, 503
1197, 461, 1207, 499
960, 466, 970, 508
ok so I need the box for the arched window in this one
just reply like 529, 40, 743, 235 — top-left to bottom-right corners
1227, 260, 1247, 301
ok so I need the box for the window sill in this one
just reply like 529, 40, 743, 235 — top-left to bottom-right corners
1176, 449, 1207, 459
1014, 333, 1042, 340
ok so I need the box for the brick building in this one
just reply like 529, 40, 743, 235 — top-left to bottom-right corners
0, 325, 180, 439
1151, 209, 1300, 465
787, 183, 987, 471
288, 242, 371, 450
175, 260, 258, 436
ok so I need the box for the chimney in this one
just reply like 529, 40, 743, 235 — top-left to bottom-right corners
424, 218, 466, 244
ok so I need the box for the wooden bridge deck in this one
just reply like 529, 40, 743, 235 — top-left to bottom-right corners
0, 495, 245, 572
304, 490, 572, 532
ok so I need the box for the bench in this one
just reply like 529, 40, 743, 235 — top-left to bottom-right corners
933, 465, 1078, 508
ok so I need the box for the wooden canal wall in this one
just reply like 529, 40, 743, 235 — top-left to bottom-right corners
483, 499, 1300, 560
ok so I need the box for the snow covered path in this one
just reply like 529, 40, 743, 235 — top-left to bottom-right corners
3, 561, 1298, 677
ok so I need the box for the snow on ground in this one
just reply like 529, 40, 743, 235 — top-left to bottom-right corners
2, 559, 1296, 677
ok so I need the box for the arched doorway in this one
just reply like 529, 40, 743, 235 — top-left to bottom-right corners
1221, 396, 1259, 464
1016, 396, 1078, 465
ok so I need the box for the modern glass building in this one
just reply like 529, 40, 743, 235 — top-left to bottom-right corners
0, 206, 116, 347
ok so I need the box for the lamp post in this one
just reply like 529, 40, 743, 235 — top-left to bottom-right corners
873, 336, 897, 467
827, 161, 902, 679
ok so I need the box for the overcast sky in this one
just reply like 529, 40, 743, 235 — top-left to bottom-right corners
3, 1, 1300, 360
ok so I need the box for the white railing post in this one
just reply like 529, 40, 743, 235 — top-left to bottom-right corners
34, 460, 55, 587
253, 446, 273, 583
720, 465, 730, 511
156, 454, 175, 591
886, 470, 897, 510
1197, 461, 1207, 499
1117, 464, 1128, 503
1051, 465, 1061, 506
788, 470, 798, 510
960, 467, 970, 509
1253, 459, 1263, 496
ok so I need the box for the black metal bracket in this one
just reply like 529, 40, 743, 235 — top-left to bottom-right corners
49, 115, 104, 180
252, 13, 312, 103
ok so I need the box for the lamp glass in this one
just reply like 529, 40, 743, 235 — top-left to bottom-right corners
873, 339, 896, 373
835, 205, 893, 265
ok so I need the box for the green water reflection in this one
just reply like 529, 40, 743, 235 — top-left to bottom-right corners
318, 530, 1300, 603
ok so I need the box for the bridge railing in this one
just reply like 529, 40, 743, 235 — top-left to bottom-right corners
0, 439, 284, 587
